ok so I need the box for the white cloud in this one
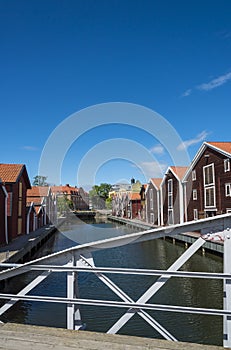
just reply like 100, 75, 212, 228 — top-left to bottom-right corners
198, 72, 231, 91
181, 89, 192, 97
150, 144, 165, 155
21, 146, 39, 151
136, 161, 167, 178
177, 131, 209, 151
181, 71, 231, 97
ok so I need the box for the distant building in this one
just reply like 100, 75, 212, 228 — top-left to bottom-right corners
51, 184, 89, 212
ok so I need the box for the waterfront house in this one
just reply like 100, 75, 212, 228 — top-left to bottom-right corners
0, 164, 31, 241
77, 187, 90, 210
139, 184, 147, 221
26, 202, 37, 233
0, 181, 8, 244
145, 178, 162, 226
130, 192, 141, 219
183, 142, 231, 221
161, 166, 188, 225
27, 186, 56, 226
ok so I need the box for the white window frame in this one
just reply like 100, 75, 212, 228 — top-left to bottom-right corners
192, 170, 196, 181
226, 208, 231, 213
225, 183, 231, 197
193, 189, 197, 200
168, 179, 173, 209
203, 163, 215, 186
149, 188, 153, 210
193, 209, 198, 220
224, 159, 230, 172
204, 186, 216, 208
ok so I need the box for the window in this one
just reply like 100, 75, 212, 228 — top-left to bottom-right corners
193, 189, 197, 200
224, 159, 230, 172
205, 187, 216, 207
149, 188, 153, 210
203, 163, 216, 208
168, 209, 174, 225
193, 209, 198, 220
168, 179, 173, 209
225, 183, 231, 197
150, 213, 154, 224
192, 170, 196, 181
203, 164, 215, 186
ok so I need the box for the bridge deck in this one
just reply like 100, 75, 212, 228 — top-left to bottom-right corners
0, 323, 225, 350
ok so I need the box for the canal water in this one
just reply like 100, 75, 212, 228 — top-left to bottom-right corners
0, 218, 223, 346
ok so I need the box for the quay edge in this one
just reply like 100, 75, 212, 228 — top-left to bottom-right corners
108, 215, 224, 256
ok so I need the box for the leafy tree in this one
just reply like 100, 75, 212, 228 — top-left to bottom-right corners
106, 197, 112, 209
57, 195, 73, 215
89, 183, 112, 209
33, 175, 48, 186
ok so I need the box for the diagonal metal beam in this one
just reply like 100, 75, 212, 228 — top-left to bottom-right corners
0, 271, 50, 317
108, 237, 205, 334
78, 254, 177, 341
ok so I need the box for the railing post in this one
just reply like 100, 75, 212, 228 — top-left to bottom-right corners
67, 253, 82, 330
223, 225, 231, 348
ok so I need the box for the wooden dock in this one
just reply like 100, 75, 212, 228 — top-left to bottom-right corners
0, 323, 226, 350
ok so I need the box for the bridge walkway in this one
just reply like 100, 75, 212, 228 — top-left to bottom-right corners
0, 323, 226, 350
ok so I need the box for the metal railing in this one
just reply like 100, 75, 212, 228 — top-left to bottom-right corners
0, 213, 230, 347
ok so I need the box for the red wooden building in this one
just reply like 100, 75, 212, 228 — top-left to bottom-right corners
145, 178, 162, 226
183, 142, 231, 221
0, 181, 8, 245
161, 166, 188, 225
0, 164, 31, 241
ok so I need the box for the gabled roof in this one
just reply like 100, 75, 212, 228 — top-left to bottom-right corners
161, 166, 188, 187
0, 164, 29, 184
150, 178, 162, 190
27, 197, 44, 206
27, 186, 50, 197
206, 142, 231, 155
130, 192, 141, 201
170, 166, 188, 180
51, 185, 78, 195
183, 141, 231, 181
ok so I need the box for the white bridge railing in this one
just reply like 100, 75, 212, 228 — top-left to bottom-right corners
0, 213, 230, 347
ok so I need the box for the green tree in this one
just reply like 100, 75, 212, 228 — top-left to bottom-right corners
89, 183, 112, 209
57, 195, 73, 215
33, 175, 48, 186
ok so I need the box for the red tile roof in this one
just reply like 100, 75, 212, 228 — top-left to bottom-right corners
51, 185, 78, 195
170, 166, 188, 180
207, 142, 231, 155
151, 178, 162, 189
0, 164, 24, 183
27, 186, 50, 197
131, 193, 141, 200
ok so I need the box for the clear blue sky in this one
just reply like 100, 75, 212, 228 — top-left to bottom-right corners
1, 0, 231, 189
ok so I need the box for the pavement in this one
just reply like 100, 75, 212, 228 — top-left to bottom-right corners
0, 323, 226, 350
0, 219, 65, 263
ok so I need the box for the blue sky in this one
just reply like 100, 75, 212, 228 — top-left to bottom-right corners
1, 0, 231, 189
